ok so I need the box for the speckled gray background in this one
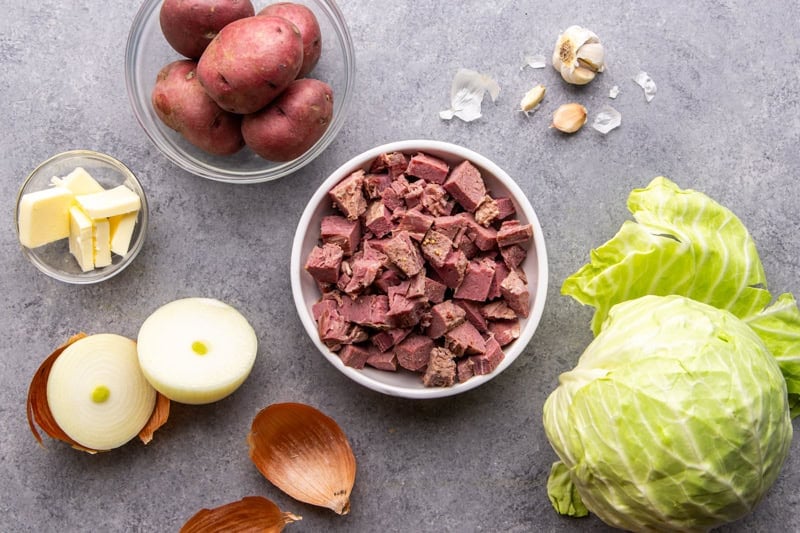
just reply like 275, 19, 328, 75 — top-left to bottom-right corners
2, 0, 800, 531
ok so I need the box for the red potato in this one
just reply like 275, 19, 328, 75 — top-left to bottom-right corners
159, 0, 255, 59
257, 2, 322, 78
242, 78, 333, 162
152, 60, 245, 156
197, 15, 303, 114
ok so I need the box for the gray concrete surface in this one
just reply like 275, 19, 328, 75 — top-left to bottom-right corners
3, 0, 800, 531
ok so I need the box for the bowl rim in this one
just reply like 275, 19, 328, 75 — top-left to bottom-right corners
290, 140, 549, 399
15, 149, 149, 285
124, 0, 356, 184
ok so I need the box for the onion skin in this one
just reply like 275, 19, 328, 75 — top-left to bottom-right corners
180, 496, 300, 533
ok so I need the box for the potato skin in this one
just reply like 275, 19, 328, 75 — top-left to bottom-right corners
241, 78, 333, 161
197, 16, 303, 114
152, 60, 245, 156
159, 0, 255, 59
257, 2, 322, 78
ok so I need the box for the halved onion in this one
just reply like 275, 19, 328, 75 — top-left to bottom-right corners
180, 496, 300, 533
248, 403, 357, 515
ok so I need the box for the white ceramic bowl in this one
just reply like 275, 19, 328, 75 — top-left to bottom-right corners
291, 140, 548, 399
15, 150, 148, 284
125, 0, 355, 183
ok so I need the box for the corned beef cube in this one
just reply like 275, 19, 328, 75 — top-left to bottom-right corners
396, 208, 434, 239
371, 327, 411, 352
488, 319, 520, 346
422, 347, 457, 387
426, 300, 466, 338
363, 173, 392, 199
321, 215, 361, 256
454, 233, 479, 259
406, 272, 427, 299
386, 294, 427, 328
424, 276, 447, 304
444, 321, 486, 356
384, 231, 425, 277
500, 244, 526, 270
433, 213, 469, 241
494, 197, 516, 220
304, 243, 343, 284
481, 300, 517, 321
336, 271, 351, 292
406, 153, 450, 184
381, 186, 404, 211
487, 260, 510, 300
496, 220, 534, 247
365, 201, 393, 238
362, 240, 390, 265
340, 294, 389, 328
470, 336, 504, 375
374, 268, 403, 293
457, 357, 475, 382
318, 307, 368, 350
420, 229, 454, 268
463, 213, 498, 251
454, 299, 488, 333
453, 257, 496, 301
339, 344, 371, 369
443, 160, 486, 212
474, 196, 500, 227
403, 180, 425, 209
329, 170, 367, 220
366, 348, 398, 371
395, 335, 434, 371
311, 298, 338, 321
500, 270, 530, 318
343, 257, 383, 295
370, 151, 408, 177
421, 183, 455, 216
429, 249, 468, 288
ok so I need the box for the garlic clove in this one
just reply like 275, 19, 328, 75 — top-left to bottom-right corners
560, 65, 596, 85
551, 103, 588, 133
520, 84, 546, 114
576, 42, 605, 72
180, 496, 301, 533
248, 403, 356, 515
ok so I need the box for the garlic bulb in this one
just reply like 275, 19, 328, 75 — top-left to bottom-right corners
552, 25, 605, 85
181, 496, 300, 533
248, 403, 357, 515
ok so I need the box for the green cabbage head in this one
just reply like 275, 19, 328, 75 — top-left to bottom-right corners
543, 295, 792, 533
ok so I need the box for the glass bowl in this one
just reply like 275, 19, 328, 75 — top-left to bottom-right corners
125, 0, 355, 184
290, 140, 549, 399
15, 150, 148, 284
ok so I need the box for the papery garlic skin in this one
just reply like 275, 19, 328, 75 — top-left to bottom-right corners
552, 26, 605, 85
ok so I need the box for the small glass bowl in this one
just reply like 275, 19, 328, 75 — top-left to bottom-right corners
125, 0, 355, 184
15, 150, 148, 284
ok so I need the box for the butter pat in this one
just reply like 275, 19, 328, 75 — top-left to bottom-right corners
76, 185, 141, 219
51, 167, 104, 195
68, 206, 94, 272
18, 187, 74, 248
93, 217, 112, 268
109, 212, 138, 256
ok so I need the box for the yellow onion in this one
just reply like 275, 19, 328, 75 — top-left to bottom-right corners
248, 403, 356, 515
180, 496, 300, 533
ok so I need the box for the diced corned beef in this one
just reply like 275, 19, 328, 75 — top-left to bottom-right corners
429, 249, 468, 288
374, 268, 403, 293
453, 257, 496, 302
500, 269, 530, 318
457, 357, 475, 382
318, 307, 368, 350
500, 244, 526, 270
311, 298, 338, 321
420, 229, 454, 268
366, 347, 398, 371
488, 319, 520, 346
371, 327, 411, 352
444, 321, 486, 356
340, 294, 389, 328
463, 213, 498, 251
363, 173, 392, 199
370, 151, 408, 177
343, 257, 383, 295
386, 294, 428, 328
395, 335, 434, 371
481, 300, 517, 321
454, 299, 488, 333
422, 347, 457, 387
420, 183, 455, 216
338, 344, 371, 369
362, 240, 389, 265
474, 196, 500, 227
494, 197, 516, 220
470, 336, 504, 375
454, 234, 479, 259
336, 271, 351, 292
406, 272, 427, 299
380, 186, 404, 211
365, 201, 393, 238
321, 215, 361, 256
384, 231, 425, 277
433, 213, 469, 241
487, 260, 510, 300
396, 208, 434, 239
329, 170, 367, 220
496, 220, 534, 247
443, 160, 486, 212
304, 243, 343, 284
403, 180, 425, 209
426, 300, 466, 338
424, 276, 447, 304
406, 153, 450, 184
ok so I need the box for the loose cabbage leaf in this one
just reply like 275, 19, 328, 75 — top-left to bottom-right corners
547, 461, 588, 518
562, 177, 771, 335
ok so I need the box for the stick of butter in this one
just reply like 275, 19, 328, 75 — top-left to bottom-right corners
18, 187, 74, 248
76, 185, 141, 219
